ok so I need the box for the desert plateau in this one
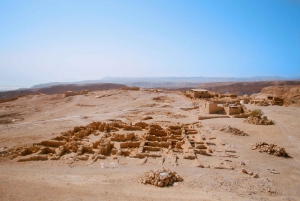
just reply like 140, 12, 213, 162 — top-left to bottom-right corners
0, 86, 299, 201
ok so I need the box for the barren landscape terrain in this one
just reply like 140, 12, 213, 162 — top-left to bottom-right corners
0, 89, 299, 201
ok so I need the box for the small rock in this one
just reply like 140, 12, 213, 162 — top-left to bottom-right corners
270, 170, 280, 174
157, 181, 164, 187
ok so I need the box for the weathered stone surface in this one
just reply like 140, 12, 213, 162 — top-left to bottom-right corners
242, 169, 248, 174
37, 140, 66, 147
56, 146, 66, 157
17, 155, 48, 162
119, 141, 141, 148
77, 145, 94, 155
37, 146, 56, 155
141, 169, 183, 187
111, 133, 136, 142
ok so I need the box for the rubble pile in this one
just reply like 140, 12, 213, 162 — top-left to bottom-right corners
141, 169, 183, 187
220, 126, 249, 136
251, 142, 289, 157
152, 96, 173, 103
183, 124, 198, 135
243, 116, 275, 125
252, 101, 269, 106
242, 169, 259, 178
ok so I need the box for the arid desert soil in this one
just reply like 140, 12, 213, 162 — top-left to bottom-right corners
0, 89, 299, 201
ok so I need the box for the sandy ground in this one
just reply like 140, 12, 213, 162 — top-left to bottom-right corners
0, 89, 299, 201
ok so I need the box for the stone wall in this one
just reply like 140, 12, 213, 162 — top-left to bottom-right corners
194, 91, 211, 98
225, 106, 241, 115
203, 102, 224, 114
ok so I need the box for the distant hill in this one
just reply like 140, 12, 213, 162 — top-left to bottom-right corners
202, 81, 300, 95
28, 76, 300, 90
101, 76, 292, 83
0, 83, 126, 100
168, 81, 300, 96
2, 77, 300, 101
31, 80, 105, 89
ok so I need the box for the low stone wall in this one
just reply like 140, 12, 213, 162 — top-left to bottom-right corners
119, 141, 141, 148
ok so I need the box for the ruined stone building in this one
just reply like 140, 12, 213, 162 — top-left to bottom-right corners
267, 96, 283, 106
224, 104, 242, 115
203, 102, 225, 114
203, 101, 242, 115
219, 93, 238, 98
189, 89, 211, 98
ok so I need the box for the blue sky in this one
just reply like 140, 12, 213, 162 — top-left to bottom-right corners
0, 0, 300, 87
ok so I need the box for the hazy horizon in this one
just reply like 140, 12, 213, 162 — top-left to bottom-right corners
1, 0, 300, 87
1, 75, 300, 91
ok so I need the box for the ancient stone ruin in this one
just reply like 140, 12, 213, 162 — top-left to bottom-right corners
186, 89, 214, 99
4, 120, 202, 164
250, 96, 283, 106
202, 101, 243, 116
141, 169, 183, 187
4, 117, 286, 176
2, 117, 230, 169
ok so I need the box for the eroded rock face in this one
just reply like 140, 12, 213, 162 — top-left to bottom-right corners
251, 142, 290, 157
141, 169, 183, 187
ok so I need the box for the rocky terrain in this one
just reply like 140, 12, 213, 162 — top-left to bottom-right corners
0, 83, 126, 100
0, 89, 299, 200
201, 81, 300, 96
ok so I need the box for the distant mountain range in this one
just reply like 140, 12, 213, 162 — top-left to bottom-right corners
1, 77, 300, 101
30, 76, 300, 89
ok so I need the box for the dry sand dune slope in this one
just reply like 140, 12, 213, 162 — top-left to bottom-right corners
0, 89, 299, 201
